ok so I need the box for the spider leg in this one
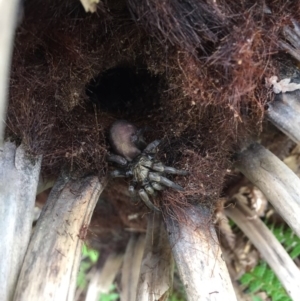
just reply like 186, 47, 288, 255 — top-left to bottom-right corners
151, 182, 165, 191
110, 169, 132, 178
128, 180, 137, 197
107, 154, 128, 166
139, 155, 188, 176
151, 162, 189, 175
149, 172, 184, 191
138, 188, 160, 212
144, 184, 155, 195
133, 127, 148, 149
144, 140, 161, 154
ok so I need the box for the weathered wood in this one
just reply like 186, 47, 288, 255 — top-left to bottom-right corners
14, 175, 105, 301
266, 90, 300, 144
165, 205, 237, 301
0, 0, 21, 145
80, 0, 99, 13
235, 143, 300, 238
85, 252, 124, 301
121, 234, 146, 301
136, 213, 174, 301
226, 201, 300, 301
36, 178, 55, 195
280, 22, 300, 62
0, 142, 42, 301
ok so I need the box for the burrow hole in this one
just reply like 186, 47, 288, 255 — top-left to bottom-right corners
86, 65, 163, 118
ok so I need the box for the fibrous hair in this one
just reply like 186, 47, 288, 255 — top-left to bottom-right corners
6, 0, 300, 215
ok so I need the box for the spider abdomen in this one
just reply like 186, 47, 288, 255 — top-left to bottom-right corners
109, 120, 141, 161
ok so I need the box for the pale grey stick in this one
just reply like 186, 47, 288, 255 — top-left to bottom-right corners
165, 205, 237, 301
121, 234, 146, 301
85, 252, 124, 301
0, 142, 42, 301
266, 90, 300, 144
14, 175, 106, 301
36, 178, 55, 195
226, 201, 300, 301
136, 213, 174, 301
235, 143, 300, 238
0, 0, 21, 146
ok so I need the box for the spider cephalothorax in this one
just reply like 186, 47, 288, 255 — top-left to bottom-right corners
108, 120, 188, 211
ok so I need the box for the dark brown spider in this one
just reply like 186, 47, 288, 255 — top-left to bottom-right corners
107, 120, 188, 211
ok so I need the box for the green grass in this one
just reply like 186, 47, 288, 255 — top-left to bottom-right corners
78, 222, 300, 301
99, 285, 119, 301
77, 244, 99, 289
77, 245, 185, 300
239, 223, 300, 301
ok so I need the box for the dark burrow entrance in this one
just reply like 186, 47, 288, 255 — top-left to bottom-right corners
86, 65, 163, 119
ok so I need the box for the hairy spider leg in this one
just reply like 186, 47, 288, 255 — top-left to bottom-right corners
151, 162, 189, 175
140, 144, 188, 175
138, 188, 160, 212
110, 169, 132, 178
144, 139, 160, 154
149, 172, 184, 191
107, 154, 128, 166
144, 184, 155, 195
139, 156, 188, 176
151, 182, 165, 191
128, 180, 137, 197
132, 127, 148, 149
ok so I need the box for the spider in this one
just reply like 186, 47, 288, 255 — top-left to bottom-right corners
107, 120, 188, 211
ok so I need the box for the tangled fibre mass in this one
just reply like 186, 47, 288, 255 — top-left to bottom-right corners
6, 0, 300, 216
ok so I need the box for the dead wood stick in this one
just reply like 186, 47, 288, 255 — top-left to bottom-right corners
36, 178, 55, 194
280, 22, 300, 63
235, 143, 300, 238
165, 205, 237, 301
0, 0, 21, 146
79, 0, 99, 13
136, 213, 174, 301
85, 252, 124, 301
121, 234, 146, 301
279, 41, 300, 62
265, 91, 300, 143
13, 175, 105, 301
226, 201, 300, 300
0, 142, 42, 301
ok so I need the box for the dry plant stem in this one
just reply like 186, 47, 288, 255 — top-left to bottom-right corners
14, 175, 105, 301
266, 91, 300, 143
121, 234, 146, 301
0, 0, 20, 146
235, 143, 300, 238
280, 41, 300, 62
79, 0, 99, 13
225, 201, 300, 300
280, 23, 300, 62
0, 142, 41, 301
85, 252, 124, 301
136, 213, 174, 301
165, 205, 237, 301
36, 178, 55, 194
